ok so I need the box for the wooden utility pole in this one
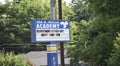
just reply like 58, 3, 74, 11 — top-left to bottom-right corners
58, 0, 65, 66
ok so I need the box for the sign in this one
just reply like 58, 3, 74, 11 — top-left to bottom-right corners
47, 51, 58, 66
31, 20, 70, 42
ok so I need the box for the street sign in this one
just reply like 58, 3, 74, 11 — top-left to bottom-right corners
31, 20, 70, 42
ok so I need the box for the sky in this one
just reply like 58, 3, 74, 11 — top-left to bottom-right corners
64, 0, 72, 4
0, 0, 5, 4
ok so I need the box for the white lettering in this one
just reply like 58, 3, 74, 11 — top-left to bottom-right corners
36, 24, 60, 29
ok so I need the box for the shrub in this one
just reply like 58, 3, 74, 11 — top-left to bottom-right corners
0, 50, 31, 66
108, 33, 120, 66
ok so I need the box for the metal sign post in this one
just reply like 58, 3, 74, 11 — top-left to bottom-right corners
48, 0, 57, 66
47, 42, 58, 66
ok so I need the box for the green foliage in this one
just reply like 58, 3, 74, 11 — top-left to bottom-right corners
70, 0, 91, 21
108, 33, 120, 66
89, 0, 120, 17
67, 20, 89, 65
73, 17, 120, 65
0, 0, 51, 44
62, 2, 74, 20
67, 0, 120, 66
0, 50, 30, 66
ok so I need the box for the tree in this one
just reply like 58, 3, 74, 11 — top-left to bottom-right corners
67, 20, 89, 65
0, 0, 51, 52
70, 0, 91, 22
62, 2, 74, 20
67, 0, 120, 66
89, 0, 120, 17
0, 0, 51, 44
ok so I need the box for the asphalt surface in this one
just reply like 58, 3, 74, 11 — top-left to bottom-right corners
24, 51, 70, 66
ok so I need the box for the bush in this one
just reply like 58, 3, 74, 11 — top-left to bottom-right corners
108, 33, 120, 66
0, 50, 31, 66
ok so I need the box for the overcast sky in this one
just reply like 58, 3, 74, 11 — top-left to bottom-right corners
0, 0, 5, 4
64, 0, 72, 4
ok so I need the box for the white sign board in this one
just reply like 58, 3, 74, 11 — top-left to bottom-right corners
31, 20, 70, 42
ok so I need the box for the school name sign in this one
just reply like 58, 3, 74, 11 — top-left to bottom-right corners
31, 20, 70, 42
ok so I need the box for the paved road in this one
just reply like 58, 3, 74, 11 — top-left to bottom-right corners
24, 51, 70, 66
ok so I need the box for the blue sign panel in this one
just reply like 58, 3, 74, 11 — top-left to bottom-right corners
31, 20, 70, 42
47, 51, 58, 66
